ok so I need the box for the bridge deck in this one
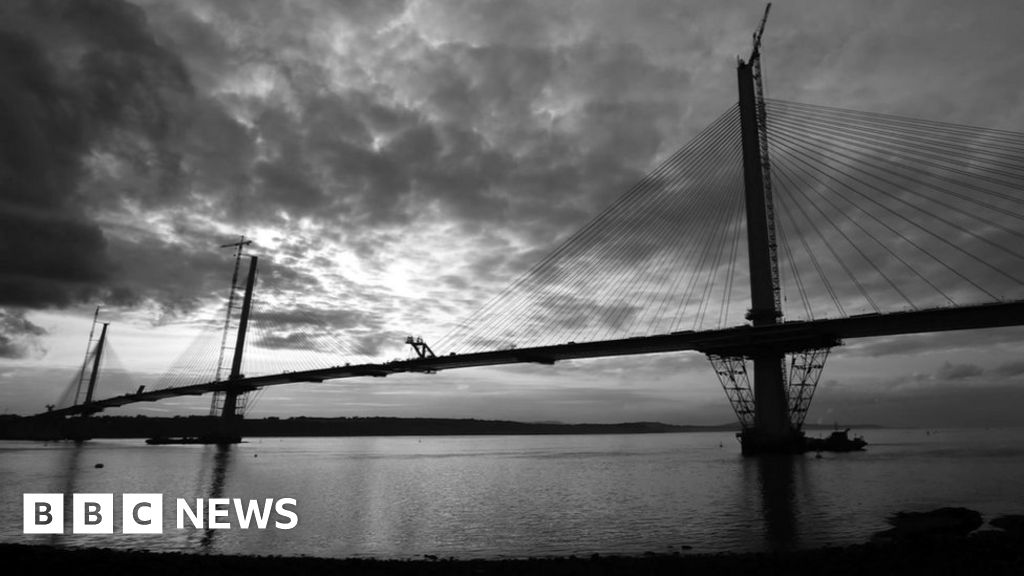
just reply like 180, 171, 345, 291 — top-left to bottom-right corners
43, 300, 1024, 417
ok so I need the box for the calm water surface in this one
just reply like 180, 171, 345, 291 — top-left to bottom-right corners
2, 428, 1023, 558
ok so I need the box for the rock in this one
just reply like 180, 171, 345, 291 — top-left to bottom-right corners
990, 515, 1024, 535
873, 507, 983, 542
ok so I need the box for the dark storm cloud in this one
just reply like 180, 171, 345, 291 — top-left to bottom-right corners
0, 30, 112, 307
138, 0, 695, 235
99, 234, 237, 315
0, 0, 193, 310
2, 0, 715, 348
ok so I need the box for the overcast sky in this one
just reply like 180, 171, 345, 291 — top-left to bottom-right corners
2, 0, 1023, 427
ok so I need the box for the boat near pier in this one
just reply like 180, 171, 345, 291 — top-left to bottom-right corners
804, 427, 867, 452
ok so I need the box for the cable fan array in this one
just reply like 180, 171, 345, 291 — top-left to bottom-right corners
767, 99, 1024, 318
148, 263, 376, 414
436, 100, 1024, 354
435, 105, 749, 354
153, 294, 372, 388
74, 97, 1024, 409
54, 336, 135, 410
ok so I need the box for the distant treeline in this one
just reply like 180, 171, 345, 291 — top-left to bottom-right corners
0, 414, 741, 440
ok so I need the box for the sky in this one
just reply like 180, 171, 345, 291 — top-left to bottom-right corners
1, 0, 1023, 427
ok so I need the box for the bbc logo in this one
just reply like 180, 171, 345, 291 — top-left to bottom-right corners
24, 493, 163, 534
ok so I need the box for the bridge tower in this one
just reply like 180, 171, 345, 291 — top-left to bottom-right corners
51, 312, 111, 440
69, 306, 102, 408
209, 237, 259, 442
82, 321, 110, 406
737, 5, 791, 453
709, 4, 833, 454
221, 253, 258, 420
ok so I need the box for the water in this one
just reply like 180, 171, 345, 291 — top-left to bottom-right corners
2, 428, 1023, 558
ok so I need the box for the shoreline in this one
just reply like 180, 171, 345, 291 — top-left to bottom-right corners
0, 414, 886, 441
4, 530, 1022, 575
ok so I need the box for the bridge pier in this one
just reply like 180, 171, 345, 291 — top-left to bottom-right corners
209, 390, 244, 444
710, 351, 809, 455
221, 390, 241, 420
744, 353, 802, 454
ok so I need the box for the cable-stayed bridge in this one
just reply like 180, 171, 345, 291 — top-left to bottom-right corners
41, 13, 1024, 453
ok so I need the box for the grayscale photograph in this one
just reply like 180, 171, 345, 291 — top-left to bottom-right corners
2, 0, 1023, 574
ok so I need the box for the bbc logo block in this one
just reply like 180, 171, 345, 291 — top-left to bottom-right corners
23, 494, 63, 534
123, 493, 163, 533
23, 493, 296, 533
72, 493, 114, 534
24, 493, 163, 534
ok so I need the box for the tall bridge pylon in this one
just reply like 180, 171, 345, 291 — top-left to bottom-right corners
707, 4, 834, 454
209, 237, 259, 441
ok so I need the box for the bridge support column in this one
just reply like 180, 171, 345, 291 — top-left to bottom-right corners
221, 390, 241, 420
746, 353, 800, 454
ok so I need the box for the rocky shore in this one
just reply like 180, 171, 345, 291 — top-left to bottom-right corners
4, 510, 1022, 575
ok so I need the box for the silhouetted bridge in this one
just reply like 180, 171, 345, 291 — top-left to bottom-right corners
51, 299, 1024, 418
42, 9, 1024, 453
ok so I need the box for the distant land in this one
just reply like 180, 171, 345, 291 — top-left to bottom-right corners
0, 414, 880, 440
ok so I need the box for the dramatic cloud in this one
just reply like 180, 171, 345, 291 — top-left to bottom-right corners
0, 0, 1021, 423
0, 310, 47, 359
0, 0, 194, 308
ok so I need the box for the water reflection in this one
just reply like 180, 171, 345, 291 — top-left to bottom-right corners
746, 455, 801, 551
51, 441, 88, 547
196, 444, 234, 551
7, 431, 1019, 558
